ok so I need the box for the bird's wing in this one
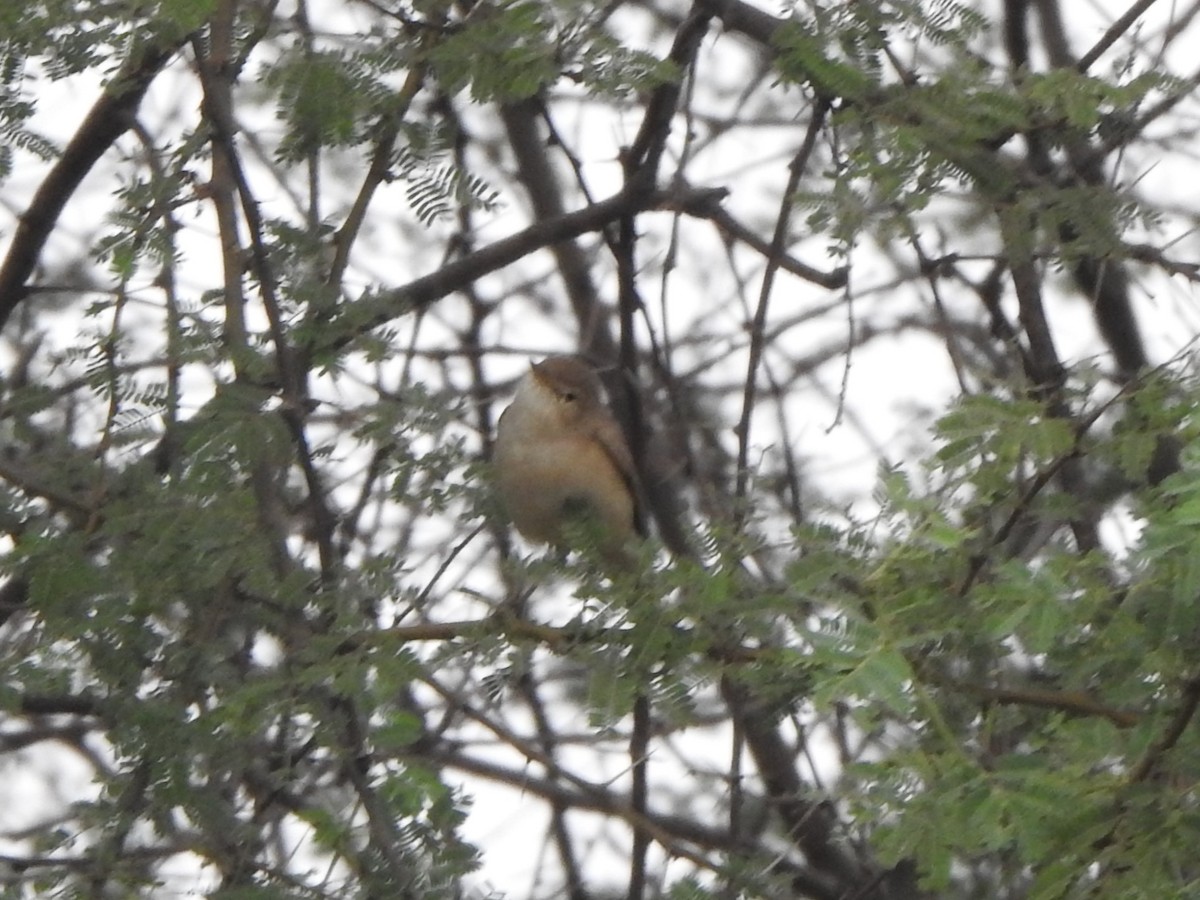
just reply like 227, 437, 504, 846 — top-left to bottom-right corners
589, 413, 647, 537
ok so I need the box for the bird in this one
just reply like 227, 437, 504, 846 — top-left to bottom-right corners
493, 356, 641, 563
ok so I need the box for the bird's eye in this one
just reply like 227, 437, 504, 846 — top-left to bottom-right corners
562, 391, 577, 402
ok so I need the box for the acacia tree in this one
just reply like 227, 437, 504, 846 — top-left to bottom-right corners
2, 0, 1200, 897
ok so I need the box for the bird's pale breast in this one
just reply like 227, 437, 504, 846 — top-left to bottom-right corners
494, 426, 634, 546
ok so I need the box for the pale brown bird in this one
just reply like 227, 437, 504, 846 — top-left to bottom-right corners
494, 356, 641, 561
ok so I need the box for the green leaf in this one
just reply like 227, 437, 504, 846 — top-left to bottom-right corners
375, 712, 425, 750
772, 20, 876, 101
427, 1, 559, 102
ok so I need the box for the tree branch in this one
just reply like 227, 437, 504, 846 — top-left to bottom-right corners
0, 38, 184, 331
319, 182, 728, 355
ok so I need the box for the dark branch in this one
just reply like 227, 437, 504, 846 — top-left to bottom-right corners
0, 39, 184, 331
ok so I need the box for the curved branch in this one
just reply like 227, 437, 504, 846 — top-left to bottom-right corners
0, 39, 184, 331
319, 182, 729, 355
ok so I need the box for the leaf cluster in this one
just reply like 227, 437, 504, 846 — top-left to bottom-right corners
424, 0, 676, 102
780, 377, 1200, 895
775, 5, 1175, 259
